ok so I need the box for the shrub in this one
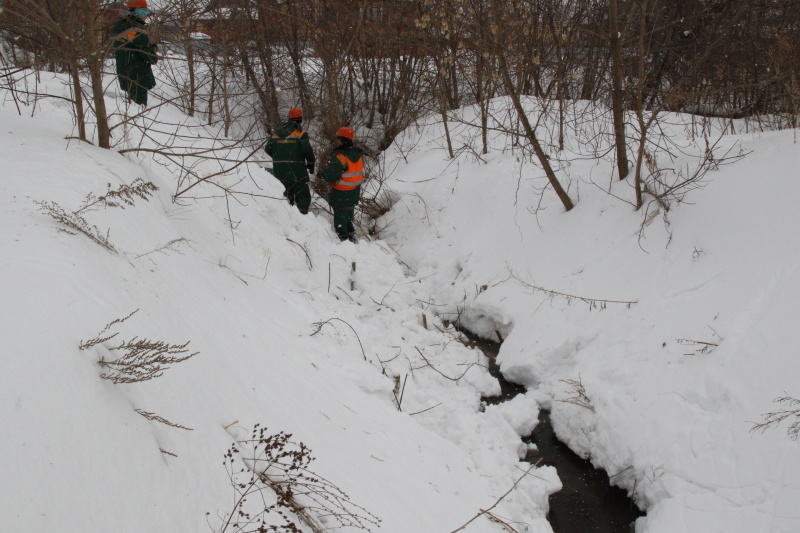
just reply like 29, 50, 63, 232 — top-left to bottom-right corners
215, 424, 380, 533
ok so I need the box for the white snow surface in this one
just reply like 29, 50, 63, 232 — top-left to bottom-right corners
1, 69, 557, 533
2, 63, 799, 533
379, 101, 800, 533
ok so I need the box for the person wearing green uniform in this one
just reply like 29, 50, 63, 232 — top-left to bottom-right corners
112, 0, 158, 107
264, 108, 315, 215
321, 127, 364, 243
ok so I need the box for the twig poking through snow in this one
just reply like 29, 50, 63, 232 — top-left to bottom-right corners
311, 318, 367, 361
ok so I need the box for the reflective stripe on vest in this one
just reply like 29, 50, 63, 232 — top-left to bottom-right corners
332, 153, 364, 191
272, 130, 306, 142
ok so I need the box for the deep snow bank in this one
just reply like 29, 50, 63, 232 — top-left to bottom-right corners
379, 100, 800, 533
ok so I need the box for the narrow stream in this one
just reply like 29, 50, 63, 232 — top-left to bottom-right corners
463, 331, 643, 533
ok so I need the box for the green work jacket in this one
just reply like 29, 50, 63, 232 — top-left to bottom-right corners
112, 14, 158, 91
264, 121, 316, 184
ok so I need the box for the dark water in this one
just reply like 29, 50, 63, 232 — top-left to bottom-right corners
522, 412, 642, 533
464, 331, 643, 533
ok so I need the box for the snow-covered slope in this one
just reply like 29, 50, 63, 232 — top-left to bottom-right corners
0, 71, 559, 533
5, 62, 799, 533
380, 100, 800, 533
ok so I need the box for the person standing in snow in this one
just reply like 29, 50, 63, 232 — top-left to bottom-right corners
264, 108, 316, 215
320, 127, 363, 243
112, 0, 159, 107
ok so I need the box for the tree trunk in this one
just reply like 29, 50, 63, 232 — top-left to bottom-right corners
81, 0, 110, 148
609, 0, 629, 179
497, 51, 573, 212
476, 49, 488, 155
186, 40, 196, 117
69, 61, 87, 142
207, 57, 217, 125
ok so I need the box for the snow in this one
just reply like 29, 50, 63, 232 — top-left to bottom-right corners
1, 69, 557, 533
2, 59, 799, 533
379, 102, 800, 532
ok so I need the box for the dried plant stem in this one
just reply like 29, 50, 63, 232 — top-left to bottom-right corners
217, 424, 380, 533
135, 408, 193, 431
79, 309, 139, 350
558, 376, 595, 412
310, 318, 367, 361
450, 461, 540, 533
752, 395, 800, 440
35, 200, 116, 252
414, 346, 480, 381
287, 238, 313, 270
98, 337, 198, 384
75, 178, 158, 214
80, 310, 198, 384
509, 268, 637, 309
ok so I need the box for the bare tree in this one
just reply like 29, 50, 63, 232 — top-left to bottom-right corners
488, 0, 575, 212
0, 0, 118, 146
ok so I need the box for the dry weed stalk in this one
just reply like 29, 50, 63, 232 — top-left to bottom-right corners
135, 237, 194, 259
79, 309, 139, 350
752, 395, 800, 440
310, 318, 366, 361
676, 338, 718, 355
414, 346, 482, 382
450, 461, 540, 532
36, 179, 157, 252
79, 309, 198, 384
558, 376, 595, 412
508, 267, 637, 310
75, 178, 158, 213
135, 408, 193, 431
97, 337, 198, 384
35, 200, 116, 252
216, 424, 380, 533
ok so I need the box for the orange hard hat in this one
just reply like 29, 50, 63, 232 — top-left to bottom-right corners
336, 127, 354, 140
287, 108, 302, 119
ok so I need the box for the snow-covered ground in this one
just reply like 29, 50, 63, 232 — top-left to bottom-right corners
2, 58, 799, 533
379, 101, 800, 533
0, 68, 557, 533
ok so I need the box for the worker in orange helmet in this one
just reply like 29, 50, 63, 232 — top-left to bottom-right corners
112, 0, 158, 106
320, 127, 363, 242
264, 107, 315, 214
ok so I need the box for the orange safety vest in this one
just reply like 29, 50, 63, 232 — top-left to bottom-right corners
332, 153, 364, 191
